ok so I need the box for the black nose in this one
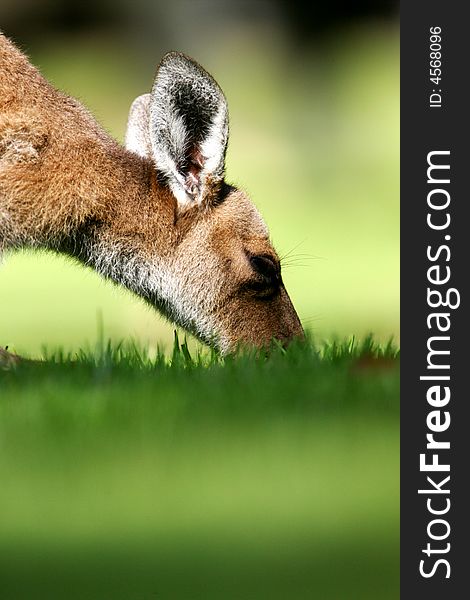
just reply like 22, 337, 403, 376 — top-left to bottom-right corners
250, 255, 281, 284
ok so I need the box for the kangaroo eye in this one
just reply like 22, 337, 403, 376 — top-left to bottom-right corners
250, 255, 279, 279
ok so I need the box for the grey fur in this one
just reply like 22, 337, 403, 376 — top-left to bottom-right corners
125, 94, 152, 158
149, 52, 229, 206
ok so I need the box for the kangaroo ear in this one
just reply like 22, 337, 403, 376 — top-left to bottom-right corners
125, 94, 152, 158
148, 52, 229, 209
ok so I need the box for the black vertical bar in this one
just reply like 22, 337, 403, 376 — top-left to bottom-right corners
401, 2, 467, 597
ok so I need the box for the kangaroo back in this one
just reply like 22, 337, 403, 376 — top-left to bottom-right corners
0, 33, 148, 250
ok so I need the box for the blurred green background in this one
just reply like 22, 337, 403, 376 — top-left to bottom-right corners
0, 340, 399, 599
0, 0, 399, 356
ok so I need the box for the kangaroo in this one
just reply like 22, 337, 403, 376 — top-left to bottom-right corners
0, 33, 303, 355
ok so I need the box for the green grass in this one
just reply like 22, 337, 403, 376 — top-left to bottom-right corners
0, 335, 399, 600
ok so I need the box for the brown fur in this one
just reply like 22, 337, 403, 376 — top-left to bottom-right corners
0, 33, 303, 353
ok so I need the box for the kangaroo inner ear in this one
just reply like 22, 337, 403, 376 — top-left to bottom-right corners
149, 51, 229, 210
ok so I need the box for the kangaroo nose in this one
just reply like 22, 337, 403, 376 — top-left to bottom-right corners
276, 288, 304, 346
277, 323, 305, 348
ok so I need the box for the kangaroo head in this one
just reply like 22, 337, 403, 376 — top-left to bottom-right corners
121, 52, 303, 353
